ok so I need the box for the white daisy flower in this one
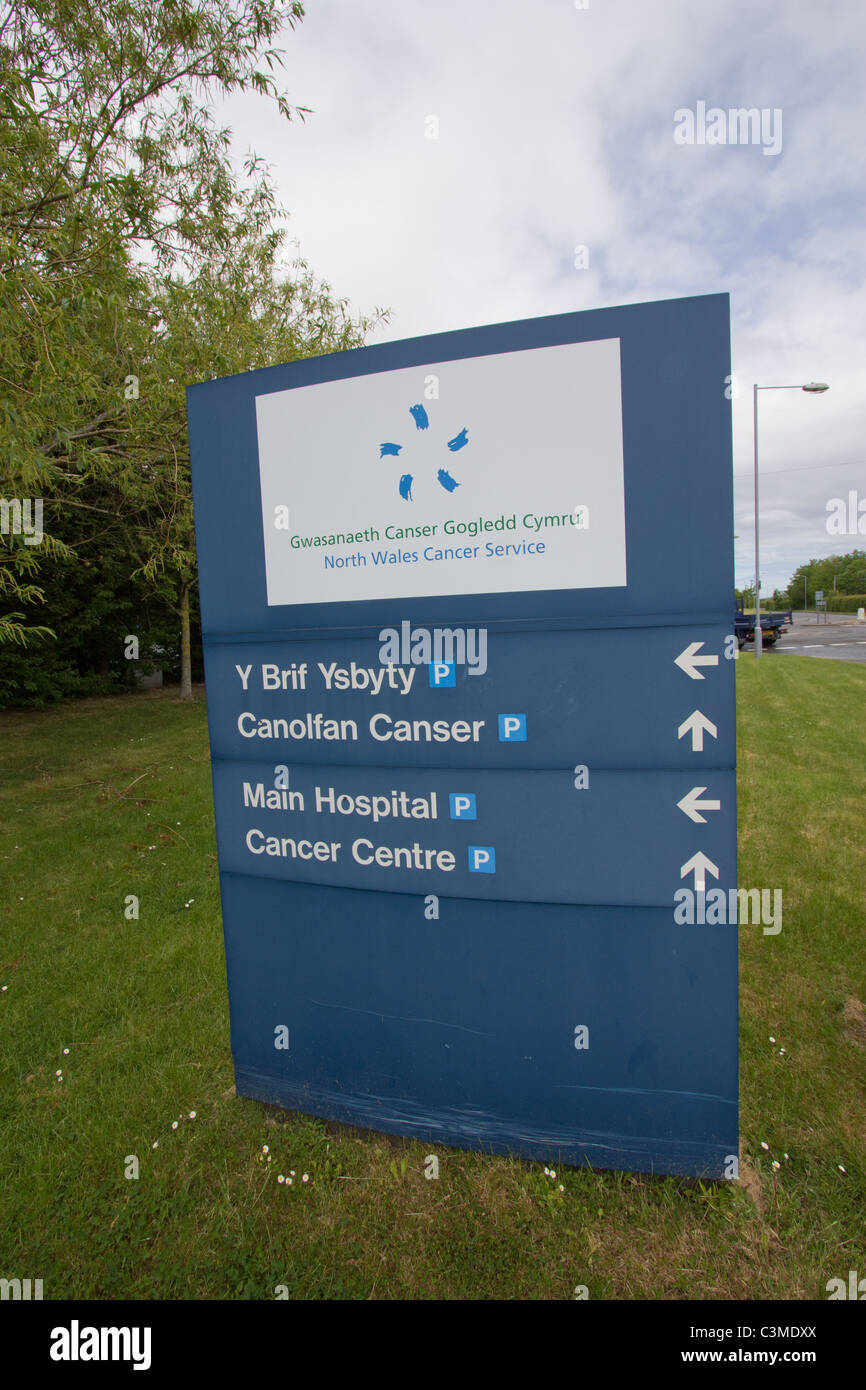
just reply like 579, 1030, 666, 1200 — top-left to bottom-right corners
172, 1121, 178, 1129
760, 1141, 769, 1150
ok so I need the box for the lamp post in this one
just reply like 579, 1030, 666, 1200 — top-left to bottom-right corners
752, 381, 829, 658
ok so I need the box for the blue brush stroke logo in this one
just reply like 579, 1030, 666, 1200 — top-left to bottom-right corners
382, 404, 471, 501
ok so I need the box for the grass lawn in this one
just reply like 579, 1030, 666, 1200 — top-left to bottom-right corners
1, 652, 864, 1300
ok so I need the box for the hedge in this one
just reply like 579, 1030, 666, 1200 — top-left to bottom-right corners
824, 594, 866, 613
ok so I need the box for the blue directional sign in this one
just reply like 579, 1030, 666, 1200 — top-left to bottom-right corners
187, 293, 738, 1178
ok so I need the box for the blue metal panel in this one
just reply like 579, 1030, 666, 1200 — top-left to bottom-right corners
220, 879, 737, 1179
187, 293, 737, 1177
201, 624, 735, 770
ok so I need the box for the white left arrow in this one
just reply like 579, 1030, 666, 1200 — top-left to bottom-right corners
678, 710, 718, 752
675, 641, 719, 680
680, 852, 720, 892
677, 786, 722, 824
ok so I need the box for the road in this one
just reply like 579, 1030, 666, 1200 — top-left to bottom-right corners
766, 611, 866, 664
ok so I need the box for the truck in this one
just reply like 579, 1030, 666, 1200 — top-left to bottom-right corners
734, 596, 793, 649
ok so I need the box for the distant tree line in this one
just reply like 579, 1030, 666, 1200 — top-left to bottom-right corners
1, 0, 386, 707
735, 550, 866, 614
735, 586, 794, 612
785, 551, 866, 611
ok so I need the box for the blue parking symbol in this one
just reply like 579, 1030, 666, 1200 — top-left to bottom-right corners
468, 846, 495, 873
449, 793, 476, 820
498, 713, 526, 741
429, 661, 455, 687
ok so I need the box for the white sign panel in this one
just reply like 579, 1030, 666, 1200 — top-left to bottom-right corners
256, 337, 626, 605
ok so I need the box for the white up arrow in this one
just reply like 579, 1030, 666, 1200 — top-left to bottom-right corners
675, 642, 719, 680
680, 852, 720, 892
678, 710, 718, 752
678, 786, 722, 823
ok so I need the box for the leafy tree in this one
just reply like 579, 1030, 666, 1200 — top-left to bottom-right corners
0, 486, 186, 706
111, 229, 386, 698
787, 551, 866, 607
0, 0, 308, 645
1, 0, 387, 702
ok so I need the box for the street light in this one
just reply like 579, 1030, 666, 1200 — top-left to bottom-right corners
752, 381, 829, 658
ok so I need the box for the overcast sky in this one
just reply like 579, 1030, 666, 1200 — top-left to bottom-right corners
213, 0, 865, 596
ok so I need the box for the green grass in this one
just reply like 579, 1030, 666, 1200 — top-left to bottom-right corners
1, 654, 864, 1300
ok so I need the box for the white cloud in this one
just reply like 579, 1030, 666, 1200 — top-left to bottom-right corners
212, 0, 866, 591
